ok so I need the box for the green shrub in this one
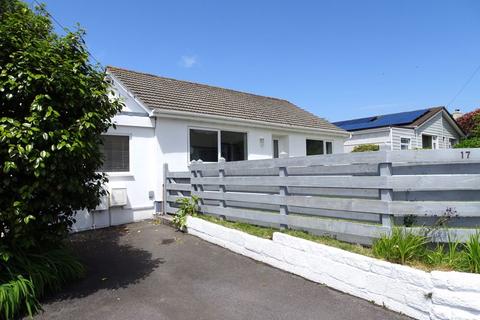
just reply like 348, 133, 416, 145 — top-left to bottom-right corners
0, 0, 122, 256
464, 232, 480, 273
351, 144, 380, 152
173, 196, 200, 231
0, 246, 85, 319
372, 228, 428, 264
453, 137, 480, 148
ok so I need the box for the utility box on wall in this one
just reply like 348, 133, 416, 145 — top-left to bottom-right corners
109, 187, 128, 207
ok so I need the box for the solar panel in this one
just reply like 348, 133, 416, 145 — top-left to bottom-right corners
333, 108, 430, 131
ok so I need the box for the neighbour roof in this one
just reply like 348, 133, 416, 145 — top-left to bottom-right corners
333, 107, 447, 131
107, 66, 345, 133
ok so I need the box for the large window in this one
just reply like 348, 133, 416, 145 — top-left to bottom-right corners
100, 135, 130, 172
400, 137, 411, 150
221, 131, 247, 161
190, 129, 218, 162
306, 139, 333, 155
189, 129, 247, 162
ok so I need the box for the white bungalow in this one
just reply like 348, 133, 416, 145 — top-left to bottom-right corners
333, 107, 465, 152
73, 66, 348, 231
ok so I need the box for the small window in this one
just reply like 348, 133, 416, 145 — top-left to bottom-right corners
100, 135, 129, 172
449, 138, 457, 148
306, 139, 324, 155
432, 136, 438, 149
422, 135, 433, 149
221, 131, 247, 162
190, 129, 218, 162
273, 139, 279, 158
400, 137, 411, 150
326, 141, 333, 154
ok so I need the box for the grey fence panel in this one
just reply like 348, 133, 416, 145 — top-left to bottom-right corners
164, 149, 480, 245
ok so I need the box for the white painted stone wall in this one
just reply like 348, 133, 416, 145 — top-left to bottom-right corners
187, 216, 480, 320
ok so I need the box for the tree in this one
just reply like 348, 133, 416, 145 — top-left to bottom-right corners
456, 108, 480, 137
0, 0, 123, 255
454, 109, 480, 148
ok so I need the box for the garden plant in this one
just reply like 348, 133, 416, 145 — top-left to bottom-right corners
0, 0, 122, 317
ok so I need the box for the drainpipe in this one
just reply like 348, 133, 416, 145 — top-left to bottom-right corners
389, 127, 393, 151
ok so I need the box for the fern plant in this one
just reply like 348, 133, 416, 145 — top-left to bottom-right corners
173, 196, 200, 231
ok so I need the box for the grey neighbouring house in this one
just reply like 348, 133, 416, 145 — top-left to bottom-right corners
333, 107, 465, 152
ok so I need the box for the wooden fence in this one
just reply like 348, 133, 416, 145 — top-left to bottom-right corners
164, 149, 480, 244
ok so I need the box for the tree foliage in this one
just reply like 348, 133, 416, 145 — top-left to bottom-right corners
454, 108, 480, 148
456, 108, 480, 137
0, 0, 123, 256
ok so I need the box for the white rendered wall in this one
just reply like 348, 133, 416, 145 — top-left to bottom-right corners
343, 129, 391, 152
155, 116, 347, 200
72, 88, 157, 231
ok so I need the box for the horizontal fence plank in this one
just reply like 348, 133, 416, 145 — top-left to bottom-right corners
200, 205, 288, 225
192, 191, 388, 214
191, 176, 387, 189
389, 175, 480, 191
387, 148, 480, 164
165, 183, 191, 191
166, 171, 191, 179
165, 205, 177, 214
190, 151, 389, 170
390, 201, 480, 217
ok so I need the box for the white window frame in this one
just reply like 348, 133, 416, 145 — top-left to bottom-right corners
100, 132, 133, 176
400, 137, 411, 150
187, 126, 248, 163
432, 135, 438, 149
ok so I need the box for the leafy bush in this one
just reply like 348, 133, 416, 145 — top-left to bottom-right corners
453, 137, 480, 148
0, 246, 85, 319
0, 1, 122, 253
372, 228, 428, 264
0, 1, 121, 317
173, 196, 200, 231
351, 144, 380, 152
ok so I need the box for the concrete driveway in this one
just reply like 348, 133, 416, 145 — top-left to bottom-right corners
34, 221, 411, 320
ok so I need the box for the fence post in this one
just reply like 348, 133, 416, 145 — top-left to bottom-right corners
193, 160, 204, 211
162, 163, 168, 215
279, 152, 289, 229
379, 161, 394, 230
218, 158, 227, 220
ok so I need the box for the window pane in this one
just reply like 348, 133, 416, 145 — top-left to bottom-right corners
190, 129, 218, 162
422, 135, 432, 149
221, 131, 246, 161
400, 138, 410, 150
100, 135, 129, 172
273, 139, 279, 158
306, 139, 324, 155
326, 142, 333, 154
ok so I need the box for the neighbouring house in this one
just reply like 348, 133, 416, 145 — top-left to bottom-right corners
333, 107, 465, 152
73, 66, 348, 231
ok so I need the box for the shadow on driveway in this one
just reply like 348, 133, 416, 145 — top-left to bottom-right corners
34, 221, 412, 320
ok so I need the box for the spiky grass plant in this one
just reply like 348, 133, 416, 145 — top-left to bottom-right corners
372, 228, 428, 264
0, 246, 85, 319
464, 232, 480, 273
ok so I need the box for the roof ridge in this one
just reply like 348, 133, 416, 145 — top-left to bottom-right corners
106, 65, 293, 104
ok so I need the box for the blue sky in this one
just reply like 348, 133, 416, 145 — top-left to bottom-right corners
36, 0, 480, 121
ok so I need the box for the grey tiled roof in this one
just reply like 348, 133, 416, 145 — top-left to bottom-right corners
107, 66, 345, 133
